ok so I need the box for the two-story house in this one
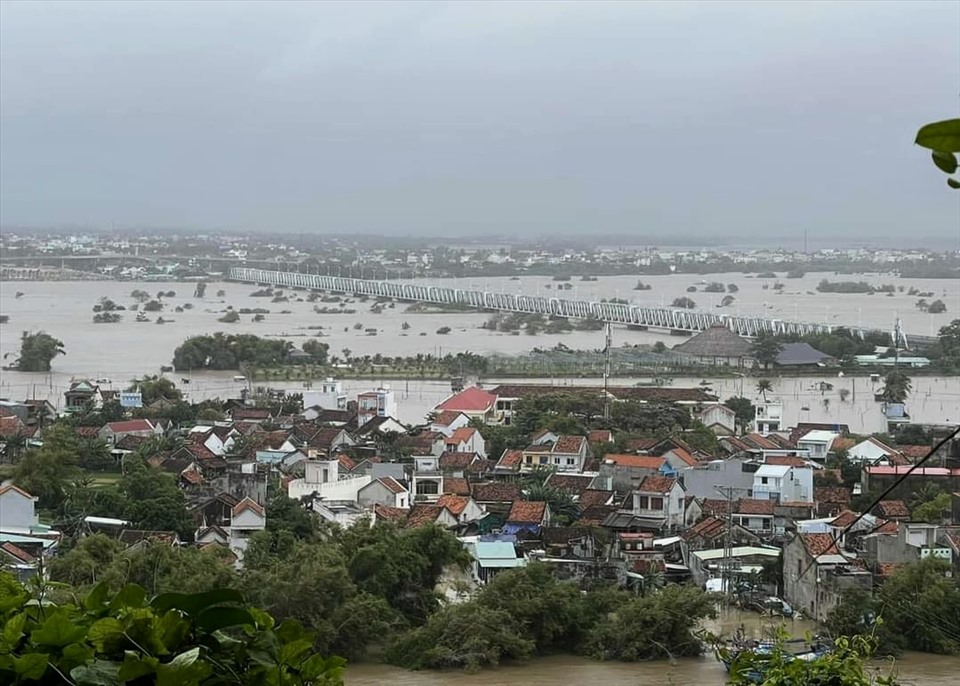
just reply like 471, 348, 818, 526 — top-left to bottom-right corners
434, 386, 497, 423
435, 494, 485, 525
520, 434, 589, 473
752, 463, 813, 503
598, 454, 666, 491
99, 419, 162, 446
411, 455, 444, 502
847, 437, 902, 465
783, 533, 872, 622
631, 476, 685, 531
796, 430, 839, 463
227, 497, 266, 567
444, 427, 486, 458
430, 410, 470, 437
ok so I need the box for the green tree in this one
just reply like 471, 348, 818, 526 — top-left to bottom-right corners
880, 369, 912, 404
302, 339, 330, 364
756, 378, 774, 402
878, 557, 960, 654
751, 331, 784, 369
129, 375, 182, 404
723, 396, 755, 434
672, 296, 696, 309
12, 446, 79, 510
911, 492, 950, 523
14, 330, 65, 372
118, 460, 194, 538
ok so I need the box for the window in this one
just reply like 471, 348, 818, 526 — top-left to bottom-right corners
539, 456, 548, 465
761, 477, 768, 485
650, 497, 664, 510
637, 496, 649, 509
567, 458, 576, 466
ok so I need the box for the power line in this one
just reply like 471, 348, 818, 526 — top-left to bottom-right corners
797, 426, 960, 583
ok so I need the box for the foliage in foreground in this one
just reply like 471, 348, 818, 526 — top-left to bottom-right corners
724, 632, 899, 686
0, 571, 344, 686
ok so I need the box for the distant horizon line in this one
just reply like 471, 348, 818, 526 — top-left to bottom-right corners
1, 224, 958, 252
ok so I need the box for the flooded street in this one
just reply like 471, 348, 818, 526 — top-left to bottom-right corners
0, 273, 957, 430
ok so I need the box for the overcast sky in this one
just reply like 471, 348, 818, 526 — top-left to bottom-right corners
1, 1, 958, 245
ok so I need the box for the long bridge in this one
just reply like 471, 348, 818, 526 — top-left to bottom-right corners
228, 267, 911, 341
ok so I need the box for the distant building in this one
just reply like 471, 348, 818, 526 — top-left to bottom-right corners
357, 386, 397, 426
302, 378, 347, 411
671, 324, 754, 368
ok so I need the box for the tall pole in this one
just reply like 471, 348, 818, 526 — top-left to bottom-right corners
603, 323, 612, 421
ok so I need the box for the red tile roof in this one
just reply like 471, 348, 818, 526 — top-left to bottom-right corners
895, 444, 930, 460
0, 484, 35, 500
578, 489, 614, 508
872, 520, 899, 535
875, 500, 910, 519
588, 430, 613, 444
622, 438, 660, 453
737, 498, 775, 515
0, 416, 27, 438
766, 455, 809, 467
682, 515, 727, 541
471, 482, 521, 503
507, 501, 547, 524
439, 451, 480, 469
602, 454, 665, 470
545, 473, 593, 495
829, 510, 859, 529
801, 533, 841, 557
372, 504, 408, 522
436, 387, 496, 413
700, 498, 731, 516
442, 477, 471, 496
0, 541, 36, 564
665, 447, 699, 467
495, 449, 523, 470
105, 419, 154, 433
432, 410, 466, 426
407, 504, 444, 527
554, 435, 586, 454
637, 475, 677, 494
378, 476, 407, 495
436, 494, 471, 516
232, 497, 265, 518
337, 453, 357, 471
449, 427, 478, 444
814, 486, 851, 505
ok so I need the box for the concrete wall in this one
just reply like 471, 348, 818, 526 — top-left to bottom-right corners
682, 458, 755, 500
0, 490, 37, 532
288, 474, 372, 502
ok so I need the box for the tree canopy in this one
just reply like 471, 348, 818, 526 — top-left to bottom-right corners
172, 333, 294, 371
13, 330, 65, 372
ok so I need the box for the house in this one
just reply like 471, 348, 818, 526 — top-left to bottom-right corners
796, 430, 840, 462
847, 437, 902, 465
442, 477, 471, 496
775, 343, 834, 368
545, 473, 595, 498
682, 515, 761, 551
438, 451, 483, 476
682, 456, 758, 500
355, 415, 408, 438
357, 476, 410, 510
493, 448, 524, 476
782, 533, 872, 622
227, 497, 266, 565
435, 494, 485, 525
519, 435, 589, 473
814, 486, 852, 517
356, 386, 397, 426
445, 427, 486, 458
466, 539, 525, 584
671, 323, 754, 368
631, 476, 685, 531
733, 498, 776, 535
408, 504, 459, 528
430, 410, 471, 437
471, 482, 522, 519
698, 404, 737, 435
311, 499, 368, 527
862, 466, 960, 498
434, 386, 497, 423
689, 545, 782, 589
755, 401, 783, 434
0, 484, 39, 534
411, 455, 444, 502
753, 463, 813, 503
660, 447, 701, 475
598, 454, 666, 491
396, 430, 446, 457
99, 419, 162, 446
504, 501, 550, 534
588, 430, 614, 445
64, 379, 104, 412
302, 378, 348, 411
188, 425, 238, 456
286, 454, 372, 502
873, 500, 910, 521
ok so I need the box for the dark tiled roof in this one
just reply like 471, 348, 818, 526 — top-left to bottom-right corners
637, 475, 677, 494
875, 500, 910, 519
471, 482, 521, 503
737, 498, 775, 516
507, 501, 547, 524
672, 324, 752, 358
442, 477, 471, 496
579, 489, 614, 508
545, 474, 593, 495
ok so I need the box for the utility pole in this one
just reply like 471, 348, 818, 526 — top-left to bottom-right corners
603, 323, 613, 421
714, 485, 752, 602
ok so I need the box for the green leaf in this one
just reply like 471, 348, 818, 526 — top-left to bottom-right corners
948, 178, 960, 189
156, 611, 191, 653
916, 118, 960, 152
118, 651, 157, 681
108, 585, 147, 612
155, 647, 211, 686
13, 653, 48, 679
278, 638, 313, 667
61, 642, 96, 672
195, 607, 256, 632
932, 150, 959, 173
84, 583, 110, 613
70, 659, 122, 686
0, 613, 26, 651
151, 589, 244, 617
86, 618, 125, 653
31, 611, 87, 647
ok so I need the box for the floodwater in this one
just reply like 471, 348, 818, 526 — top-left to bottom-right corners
0, 274, 957, 431
345, 610, 959, 685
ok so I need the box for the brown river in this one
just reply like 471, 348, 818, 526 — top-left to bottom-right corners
344, 611, 959, 685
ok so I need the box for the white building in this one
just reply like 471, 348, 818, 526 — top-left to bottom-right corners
286, 456, 372, 501
303, 378, 348, 411
357, 386, 397, 426
228, 497, 266, 564
847, 437, 900, 465
752, 464, 813, 503
755, 401, 783, 434
797, 431, 839, 462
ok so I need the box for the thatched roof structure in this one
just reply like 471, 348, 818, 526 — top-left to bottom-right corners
672, 324, 752, 358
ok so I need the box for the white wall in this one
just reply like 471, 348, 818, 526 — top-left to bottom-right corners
0, 490, 37, 533
288, 474, 372, 502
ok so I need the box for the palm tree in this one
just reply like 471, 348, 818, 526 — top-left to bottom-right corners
756, 378, 774, 402
881, 369, 912, 404
3, 433, 27, 464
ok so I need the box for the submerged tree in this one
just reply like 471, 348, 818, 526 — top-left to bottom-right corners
880, 369, 912, 404
14, 330, 65, 372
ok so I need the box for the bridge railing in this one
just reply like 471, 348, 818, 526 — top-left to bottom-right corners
227, 266, 869, 337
